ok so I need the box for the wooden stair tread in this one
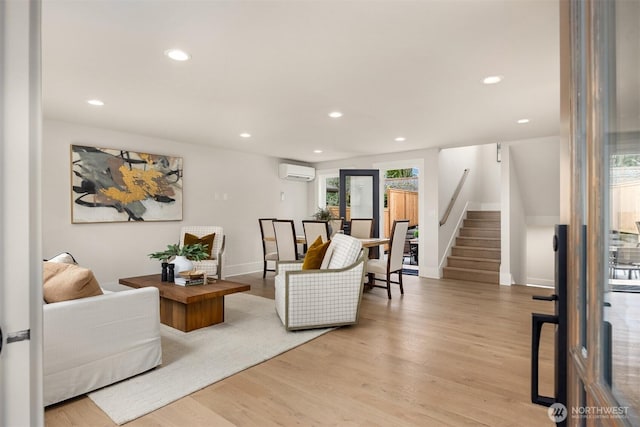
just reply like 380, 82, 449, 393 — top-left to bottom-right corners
443, 266, 498, 273
457, 237, 501, 241
448, 256, 500, 263
453, 246, 501, 252
461, 227, 501, 231
466, 211, 501, 219
442, 266, 499, 284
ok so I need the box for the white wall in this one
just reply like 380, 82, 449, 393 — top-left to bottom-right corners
526, 225, 555, 287
438, 146, 479, 264
477, 143, 501, 206
508, 145, 527, 285
509, 136, 560, 217
42, 120, 309, 283
497, 137, 560, 286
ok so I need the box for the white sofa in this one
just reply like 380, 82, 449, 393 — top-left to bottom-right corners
43, 287, 162, 406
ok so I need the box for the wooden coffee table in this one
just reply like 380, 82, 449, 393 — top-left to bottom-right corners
119, 274, 250, 332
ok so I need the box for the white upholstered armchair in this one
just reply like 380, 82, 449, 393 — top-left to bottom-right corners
180, 226, 226, 279
275, 233, 368, 331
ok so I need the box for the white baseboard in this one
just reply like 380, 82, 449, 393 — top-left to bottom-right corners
224, 261, 264, 278
421, 266, 441, 279
526, 277, 555, 287
499, 272, 513, 286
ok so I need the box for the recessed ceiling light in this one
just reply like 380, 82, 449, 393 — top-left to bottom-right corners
164, 49, 191, 61
87, 99, 104, 106
328, 111, 343, 118
239, 133, 251, 138
313, 149, 323, 154
482, 75, 503, 85
394, 137, 406, 142
517, 118, 530, 124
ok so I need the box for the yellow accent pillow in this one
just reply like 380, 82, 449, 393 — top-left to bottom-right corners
43, 262, 103, 303
184, 233, 215, 259
302, 236, 331, 270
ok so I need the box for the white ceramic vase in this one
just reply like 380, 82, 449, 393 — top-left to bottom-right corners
172, 255, 193, 276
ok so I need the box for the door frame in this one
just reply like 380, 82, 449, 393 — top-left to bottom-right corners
0, 0, 44, 424
339, 169, 380, 238
564, 0, 635, 425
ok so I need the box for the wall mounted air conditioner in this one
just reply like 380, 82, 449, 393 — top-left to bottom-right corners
278, 163, 316, 181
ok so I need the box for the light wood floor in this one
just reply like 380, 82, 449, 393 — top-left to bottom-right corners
45, 273, 557, 426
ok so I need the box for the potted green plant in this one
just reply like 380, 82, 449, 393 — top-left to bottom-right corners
312, 207, 335, 221
149, 243, 210, 281
148, 243, 210, 261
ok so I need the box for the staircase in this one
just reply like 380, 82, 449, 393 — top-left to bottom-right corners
443, 210, 501, 284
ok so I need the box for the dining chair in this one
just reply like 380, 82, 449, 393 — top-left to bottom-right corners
259, 218, 278, 278
366, 219, 410, 299
302, 220, 330, 250
272, 219, 299, 261
349, 218, 374, 238
329, 218, 344, 237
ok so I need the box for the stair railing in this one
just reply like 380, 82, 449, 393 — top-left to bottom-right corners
440, 168, 470, 226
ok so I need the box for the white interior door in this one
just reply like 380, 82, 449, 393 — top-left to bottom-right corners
0, 1, 43, 424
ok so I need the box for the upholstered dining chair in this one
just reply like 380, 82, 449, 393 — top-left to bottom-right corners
259, 218, 278, 277
329, 218, 344, 237
180, 226, 225, 279
272, 219, 299, 261
302, 220, 330, 250
349, 218, 374, 238
366, 219, 410, 299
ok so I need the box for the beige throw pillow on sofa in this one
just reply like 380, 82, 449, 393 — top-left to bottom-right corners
43, 262, 103, 303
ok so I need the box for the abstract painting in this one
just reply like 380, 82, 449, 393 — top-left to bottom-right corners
71, 145, 183, 223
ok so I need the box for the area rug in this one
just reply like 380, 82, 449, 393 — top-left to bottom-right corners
88, 293, 332, 425
402, 268, 419, 276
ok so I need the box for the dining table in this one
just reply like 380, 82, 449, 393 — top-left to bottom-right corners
264, 235, 390, 248
356, 237, 391, 248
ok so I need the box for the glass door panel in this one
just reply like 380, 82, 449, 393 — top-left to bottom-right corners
349, 176, 374, 218
318, 173, 340, 219
605, 1, 640, 423
566, 0, 639, 425
339, 169, 380, 237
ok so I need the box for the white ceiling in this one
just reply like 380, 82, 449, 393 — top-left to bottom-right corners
42, 0, 560, 163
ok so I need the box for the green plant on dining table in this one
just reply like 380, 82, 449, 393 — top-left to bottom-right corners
148, 243, 210, 262
312, 207, 336, 221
